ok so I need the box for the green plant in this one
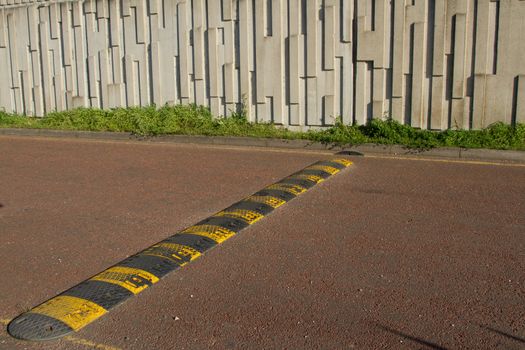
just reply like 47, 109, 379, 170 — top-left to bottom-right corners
0, 106, 523, 151
228, 94, 249, 123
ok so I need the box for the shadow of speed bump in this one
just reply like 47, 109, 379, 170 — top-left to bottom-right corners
8, 158, 353, 341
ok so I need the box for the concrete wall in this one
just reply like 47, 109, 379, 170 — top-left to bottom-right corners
0, 0, 524, 129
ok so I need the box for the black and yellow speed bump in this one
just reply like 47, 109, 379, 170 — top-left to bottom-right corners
8, 158, 352, 341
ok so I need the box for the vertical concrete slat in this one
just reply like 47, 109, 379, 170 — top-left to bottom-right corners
151, 40, 161, 105
270, 0, 285, 125
451, 13, 467, 128
0, 9, 6, 49
391, 0, 406, 122
223, 20, 235, 111
323, 3, 335, 71
177, 1, 190, 103
411, 21, 427, 128
222, 0, 233, 21
254, 0, 266, 120
517, 75, 525, 124
306, 0, 317, 78
289, 0, 300, 117
239, 0, 253, 120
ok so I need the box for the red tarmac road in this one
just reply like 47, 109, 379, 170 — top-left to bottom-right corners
0, 136, 524, 349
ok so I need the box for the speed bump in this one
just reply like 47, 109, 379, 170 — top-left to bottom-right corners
8, 158, 352, 341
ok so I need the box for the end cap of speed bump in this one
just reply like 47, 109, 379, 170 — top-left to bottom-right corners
8, 158, 353, 341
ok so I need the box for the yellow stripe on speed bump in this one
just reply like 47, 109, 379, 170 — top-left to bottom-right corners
305, 164, 340, 175
90, 266, 159, 294
214, 209, 265, 224
181, 225, 236, 243
266, 183, 307, 195
151, 242, 202, 264
331, 158, 353, 167
7, 158, 353, 341
288, 174, 325, 183
31, 296, 107, 331
244, 195, 286, 208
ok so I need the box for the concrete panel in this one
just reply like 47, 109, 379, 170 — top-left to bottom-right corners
0, 0, 523, 130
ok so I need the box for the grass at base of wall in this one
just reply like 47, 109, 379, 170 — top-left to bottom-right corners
1, 105, 524, 150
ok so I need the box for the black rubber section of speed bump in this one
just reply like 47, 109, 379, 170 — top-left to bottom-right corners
7, 158, 353, 341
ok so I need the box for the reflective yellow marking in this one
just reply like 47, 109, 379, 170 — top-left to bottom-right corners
330, 158, 353, 166
289, 174, 325, 183
245, 195, 286, 208
267, 183, 307, 195
91, 266, 159, 294
181, 225, 236, 243
140, 243, 201, 266
31, 296, 107, 331
215, 209, 264, 224
305, 164, 340, 175
158, 242, 201, 260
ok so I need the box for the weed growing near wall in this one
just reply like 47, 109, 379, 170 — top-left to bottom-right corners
0, 105, 524, 150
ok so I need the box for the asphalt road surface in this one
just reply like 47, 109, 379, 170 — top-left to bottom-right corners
0, 136, 524, 349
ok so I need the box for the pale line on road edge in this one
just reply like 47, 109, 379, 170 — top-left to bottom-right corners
364, 154, 525, 167
2, 134, 524, 165
63, 336, 122, 350
0, 135, 334, 156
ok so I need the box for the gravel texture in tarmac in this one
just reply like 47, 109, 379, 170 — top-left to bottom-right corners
0, 136, 524, 349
